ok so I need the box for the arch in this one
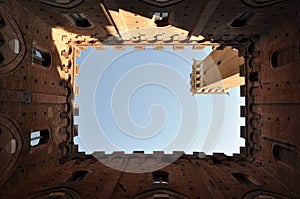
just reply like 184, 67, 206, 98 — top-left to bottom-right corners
0, 115, 23, 185
133, 188, 190, 199
140, 0, 184, 7
38, 0, 84, 9
241, 0, 286, 8
243, 189, 291, 199
24, 187, 81, 199
0, 6, 26, 75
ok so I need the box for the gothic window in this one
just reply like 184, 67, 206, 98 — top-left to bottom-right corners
154, 12, 170, 27
153, 171, 169, 184
32, 48, 51, 67
30, 130, 49, 147
232, 173, 254, 185
67, 170, 88, 182
70, 13, 91, 28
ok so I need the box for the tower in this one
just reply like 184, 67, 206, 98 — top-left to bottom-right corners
190, 47, 244, 95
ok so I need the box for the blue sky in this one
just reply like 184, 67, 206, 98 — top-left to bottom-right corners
74, 46, 245, 155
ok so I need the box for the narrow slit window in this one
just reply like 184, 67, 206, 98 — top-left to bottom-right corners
153, 171, 169, 184
30, 129, 49, 147
33, 48, 51, 67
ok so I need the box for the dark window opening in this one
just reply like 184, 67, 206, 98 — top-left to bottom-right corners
0, 14, 5, 28
153, 171, 169, 184
154, 12, 170, 27
46, 196, 63, 199
30, 129, 50, 147
0, 33, 5, 46
67, 170, 88, 182
271, 48, 292, 68
230, 12, 253, 27
70, 13, 91, 28
33, 48, 51, 67
232, 173, 254, 185
0, 52, 4, 65
249, 71, 258, 82
273, 145, 295, 167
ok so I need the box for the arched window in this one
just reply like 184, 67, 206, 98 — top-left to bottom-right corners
153, 171, 169, 184
30, 129, 49, 147
67, 170, 88, 182
32, 48, 51, 67
70, 13, 91, 28
273, 145, 295, 167
232, 173, 255, 185
154, 12, 170, 27
271, 48, 292, 68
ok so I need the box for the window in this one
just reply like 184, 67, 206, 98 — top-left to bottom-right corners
271, 48, 292, 68
30, 130, 50, 147
33, 48, 51, 67
153, 171, 169, 184
67, 170, 88, 182
230, 12, 253, 28
70, 13, 91, 28
8, 39, 20, 54
0, 52, 4, 65
154, 12, 169, 27
0, 14, 5, 28
0, 33, 4, 46
232, 173, 254, 185
273, 144, 295, 167
249, 71, 258, 82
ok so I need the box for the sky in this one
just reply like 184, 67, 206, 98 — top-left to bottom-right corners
74, 45, 245, 156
